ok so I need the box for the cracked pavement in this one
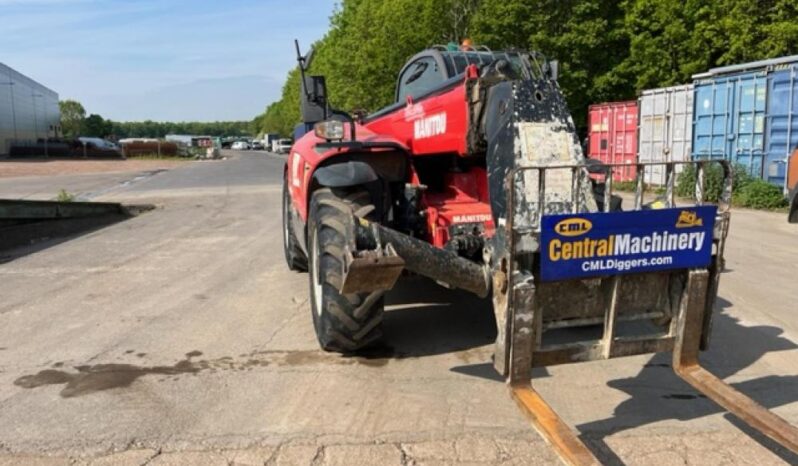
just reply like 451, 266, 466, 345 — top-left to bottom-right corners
0, 152, 796, 465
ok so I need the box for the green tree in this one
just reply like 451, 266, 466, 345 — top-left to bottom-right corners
83, 114, 113, 137
109, 120, 252, 139
618, 0, 798, 93
471, 0, 632, 130
59, 100, 86, 137
253, 0, 482, 135
254, 0, 797, 138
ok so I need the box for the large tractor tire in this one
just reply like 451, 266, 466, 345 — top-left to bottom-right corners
308, 187, 385, 352
282, 180, 308, 271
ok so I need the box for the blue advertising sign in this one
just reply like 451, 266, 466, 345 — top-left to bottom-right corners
540, 206, 717, 282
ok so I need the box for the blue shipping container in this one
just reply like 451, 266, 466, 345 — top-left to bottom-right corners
765, 64, 798, 186
693, 71, 768, 176
692, 56, 798, 188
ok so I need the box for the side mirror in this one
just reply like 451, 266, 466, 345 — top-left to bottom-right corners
548, 60, 559, 81
301, 75, 328, 123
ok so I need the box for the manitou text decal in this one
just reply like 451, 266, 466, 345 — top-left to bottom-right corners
540, 207, 716, 281
452, 214, 492, 224
414, 113, 447, 139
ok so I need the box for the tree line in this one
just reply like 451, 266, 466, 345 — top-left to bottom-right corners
253, 0, 797, 137
58, 100, 253, 140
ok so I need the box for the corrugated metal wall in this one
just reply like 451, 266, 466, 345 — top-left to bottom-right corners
693, 71, 768, 174
0, 63, 60, 156
587, 101, 638, 182
638, 85, 693, 185
692, 56, 798, 188
582, 55, 798, 190
765, 64, 798, 186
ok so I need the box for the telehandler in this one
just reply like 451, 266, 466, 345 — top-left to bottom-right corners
282, 40, 798, 464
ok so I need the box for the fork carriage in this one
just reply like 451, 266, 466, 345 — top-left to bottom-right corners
492, 160, 797, 464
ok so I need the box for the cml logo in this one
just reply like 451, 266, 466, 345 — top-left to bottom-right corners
554, 218, 593, 237
414, 113, 447, 139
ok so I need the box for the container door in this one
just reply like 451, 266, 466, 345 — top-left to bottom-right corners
693, 79, 734, 161
639, 92, 666, 184
671, 86, 693, 166
588, 106, 610, 166
613, 103, 638, 182
731, 72, 767, 177
765, 65, 798, 188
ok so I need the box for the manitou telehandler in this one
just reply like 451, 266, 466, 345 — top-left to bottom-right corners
282, 40, 798, 463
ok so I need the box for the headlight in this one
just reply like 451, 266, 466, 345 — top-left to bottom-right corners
314, 120, 345, 140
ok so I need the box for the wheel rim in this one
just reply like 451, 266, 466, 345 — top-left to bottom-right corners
310, 226, 323, 316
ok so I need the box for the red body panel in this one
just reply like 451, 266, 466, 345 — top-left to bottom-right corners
789, 148, 798, 193
422, 167, 494, 247
364, 82, 469, 157
588, 101, 638, 182
289, 73, 492, 250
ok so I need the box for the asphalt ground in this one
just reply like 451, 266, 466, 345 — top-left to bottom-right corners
0, 151, 796, 465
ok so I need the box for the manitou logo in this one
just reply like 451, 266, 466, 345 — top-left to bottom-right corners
452, 214, 492, 224
414, 113, 447, 139
403, 102, 425, 121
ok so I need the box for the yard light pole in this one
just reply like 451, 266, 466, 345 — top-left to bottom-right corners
31, 92, 48, 158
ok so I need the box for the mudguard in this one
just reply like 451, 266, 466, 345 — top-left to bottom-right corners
312, 161, 378, 188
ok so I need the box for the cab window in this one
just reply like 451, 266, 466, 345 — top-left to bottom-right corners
397, 57, 444, 102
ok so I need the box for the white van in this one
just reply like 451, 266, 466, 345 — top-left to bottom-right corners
272, 138, 292, 154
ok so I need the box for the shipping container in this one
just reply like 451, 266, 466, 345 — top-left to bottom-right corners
765, 63, 798, 186
638, 85, 693, 185
588, 101, 638, 182
692, 55, 798, 188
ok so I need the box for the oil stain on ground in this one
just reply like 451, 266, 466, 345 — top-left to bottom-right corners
14, 347, 403, 398
14, 351, 205, 398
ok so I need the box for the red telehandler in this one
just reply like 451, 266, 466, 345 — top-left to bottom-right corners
282, 41, 798, 463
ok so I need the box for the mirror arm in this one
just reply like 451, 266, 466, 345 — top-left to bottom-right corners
295, 39, 312, 104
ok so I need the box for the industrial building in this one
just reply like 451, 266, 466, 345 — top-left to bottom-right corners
0, 63, 60, 156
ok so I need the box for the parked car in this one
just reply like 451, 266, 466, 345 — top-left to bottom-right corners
272, 138, 292, 154
231, 141, 250, 150
251, 141, 264, 150
75, 137, 123, 158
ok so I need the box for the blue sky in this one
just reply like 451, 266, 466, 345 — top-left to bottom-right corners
0, 0, 336, 121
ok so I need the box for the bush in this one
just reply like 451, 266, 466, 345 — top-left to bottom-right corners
733, 180, 788, 209
609, 180, 665, 194
612, 181, 637, 192
56, 189, 75, 202
675, 163, 754, 202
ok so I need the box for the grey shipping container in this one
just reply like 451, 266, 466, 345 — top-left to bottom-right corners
638, 85, 693, 185
692, 55, 798, 188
